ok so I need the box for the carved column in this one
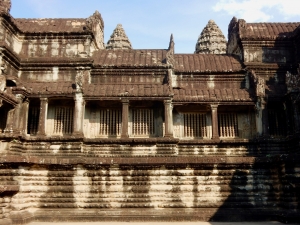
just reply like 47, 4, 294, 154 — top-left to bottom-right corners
5, 108, 15, 133
255, 98, 263, 136
12, 94, 25, 133
20, 99, 30, 135
37, 98, 48, 136
73, 93, 85, 136
164, 99, 173, 137
121, 99, 129, 138
210, 104, 219, 139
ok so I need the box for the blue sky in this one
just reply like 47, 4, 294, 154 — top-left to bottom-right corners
10, 0, 300, 53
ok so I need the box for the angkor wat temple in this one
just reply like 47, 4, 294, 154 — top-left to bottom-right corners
0, 0, 299, 224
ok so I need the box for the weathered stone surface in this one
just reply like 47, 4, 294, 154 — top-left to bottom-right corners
0, 1, 300, 224
106, 24, 132, 50
0, 0, 11, 13
195, 20, 227, 54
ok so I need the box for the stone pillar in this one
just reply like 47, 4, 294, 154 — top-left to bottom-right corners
12, 94, 24, 133
210, 104, 219, 139
20, 99, 30, 135
5, 108, 14, 133
73, 93, 85, 136
121, 99, 129, 138
255, 99, 263, 136
37, 98, 48, 136
164, 99, 173, 137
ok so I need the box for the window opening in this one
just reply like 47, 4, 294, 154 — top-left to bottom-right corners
218, 113, 238, 138
99, 109, 122, 136
268, 109, 286, 136
27, 106, 40, 135
52, 106, 74, 135
132, 108, 154, 136
183, 113, 207, 138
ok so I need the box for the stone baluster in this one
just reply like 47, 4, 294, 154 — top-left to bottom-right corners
37, 98, 48, 136
164, 99, 173, 138
210, 104, 219, 139
73, 93, 85, 136
121, 99, 129, 138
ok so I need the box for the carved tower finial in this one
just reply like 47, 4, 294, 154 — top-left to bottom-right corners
0, 0, 11, 13
195, 19, 227, 54
168, 33, 174, 54
106, 24, 132, 50
86, 10, 105, 49
166, 34, 175, 67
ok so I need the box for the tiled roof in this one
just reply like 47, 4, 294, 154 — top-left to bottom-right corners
14, 18, 88, 33
173, 88, 253, 102
84, 84, 171, 97
174, 54, 243, 72
242, 23, 300, 39
24, 82, 74, 95
92, 49, 167, 67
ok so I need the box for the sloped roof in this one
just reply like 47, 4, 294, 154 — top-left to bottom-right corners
92, 49, 167, 67
13, 18, 88, 33
173, 88, 253, 102
241, 22, 300, 39
24, 82, 74, 95
84, 84, 171, 97
174, 54, 243, 72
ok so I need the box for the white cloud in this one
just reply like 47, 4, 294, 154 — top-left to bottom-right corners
213, 0, 300, 22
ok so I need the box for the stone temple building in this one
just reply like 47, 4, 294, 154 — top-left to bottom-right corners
0, 0, 299, 224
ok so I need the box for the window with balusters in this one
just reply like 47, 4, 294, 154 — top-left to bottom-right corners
47, 105, 74, 136
131, 108, 155, 137
84, 107, 122, 138
268, 108, 286, 137
27, 106, 40, 135
218, 113, 239, 138
0, 106, 8, 133
99, 109, 122, 136
183, 113, 208, 138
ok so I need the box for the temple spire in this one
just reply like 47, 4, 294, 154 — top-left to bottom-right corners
195, 19, 227, 54
106, 24, 132, 50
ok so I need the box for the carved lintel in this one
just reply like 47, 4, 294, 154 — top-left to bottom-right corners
75, 71, 84, 93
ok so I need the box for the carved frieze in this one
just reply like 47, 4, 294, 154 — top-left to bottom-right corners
243, 48, 262, 62
250, 70, 265, 97
75, 71, 84, 93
